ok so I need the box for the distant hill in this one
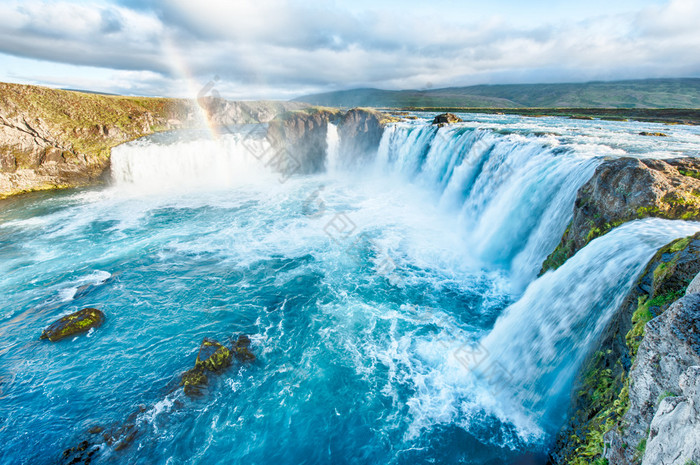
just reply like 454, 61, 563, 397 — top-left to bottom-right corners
294, 78, 700, 109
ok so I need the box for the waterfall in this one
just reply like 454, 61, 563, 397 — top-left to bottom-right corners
372, 123, 601, 281
110, 129, 274, 190
325, 123, 340, 173
478, 218, 700, 431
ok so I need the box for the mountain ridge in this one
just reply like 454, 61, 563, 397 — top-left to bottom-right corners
295, 78, 700, 109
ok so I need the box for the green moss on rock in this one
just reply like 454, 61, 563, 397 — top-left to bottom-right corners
233, 334, 256, 363
40, 307, 105, 342
195, 338, 232, 373
180, 335, 254, 397
180, 366, 208, 397
541, 158, 700, 275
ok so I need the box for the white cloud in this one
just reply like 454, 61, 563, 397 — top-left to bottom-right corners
0, 0, 698, 99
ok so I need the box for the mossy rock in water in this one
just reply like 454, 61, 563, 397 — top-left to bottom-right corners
195, 338, 232, 373
233, 334, 256, 363
432, 113, 463, 125
181, 336, 255, 397
60, 439, 98, 465
639, 131, 668, 137
180, 366, 208, 397
40, 307, 105, 342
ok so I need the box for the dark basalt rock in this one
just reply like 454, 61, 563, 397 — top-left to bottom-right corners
432, 113, 463, 125
40, 307, 105, 342
233, 334, 256, 363
60, 440, 98, 465
61, 334, 257, 461
180, 366, 208, 397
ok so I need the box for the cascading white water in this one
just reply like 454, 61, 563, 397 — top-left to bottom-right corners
111, 130, 274, 190
374, 123, 601, 282
325, 123, 340, 173
479, 218, 700, 430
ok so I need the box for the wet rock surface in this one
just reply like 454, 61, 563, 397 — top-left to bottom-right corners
60, 334, 256, 463
431, 113, 463, 125
40, 307, 105, 342
180, 335, 255, 397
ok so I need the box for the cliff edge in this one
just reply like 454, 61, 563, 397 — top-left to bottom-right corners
541, 157, 700, 274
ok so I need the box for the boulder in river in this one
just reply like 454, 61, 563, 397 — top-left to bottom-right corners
233, 334, 256, 363
639, 131, 668, 137
432, 113, 463, 125
195, 338, 233, 373
180, 336, 255, 397
180, 366, 209, 397
40, 307, 105, 342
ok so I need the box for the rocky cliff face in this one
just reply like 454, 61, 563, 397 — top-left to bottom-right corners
0, 83, 305, 198
551, 234, 700, 465
266, 107, 344, 174
266, 106, 398, 175
337, 108, 398, 168
641, 365, 700, 465
541, 157, 700, 273
613, 288, 700, 465
196, 96, 308, 128
0, 81, 393, 198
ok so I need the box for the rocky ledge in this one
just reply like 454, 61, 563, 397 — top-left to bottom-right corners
0, 82, 306, 198
541, 157, 700, 273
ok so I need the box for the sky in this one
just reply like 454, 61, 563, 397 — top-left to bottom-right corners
0, 0, 699, 100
